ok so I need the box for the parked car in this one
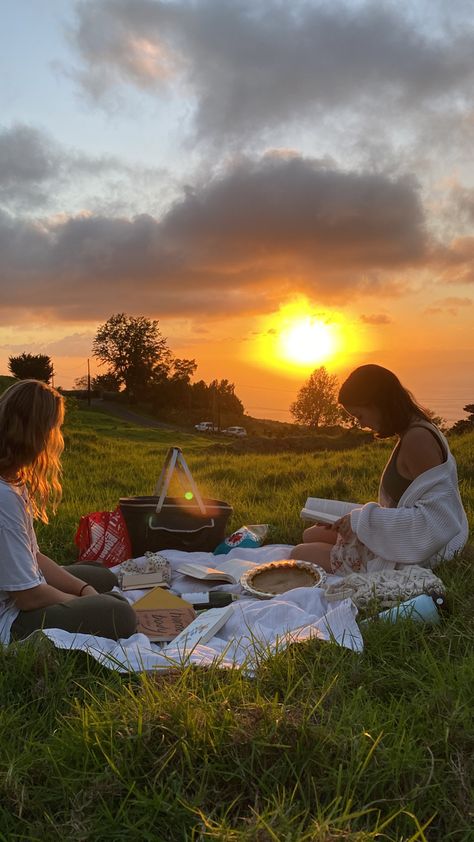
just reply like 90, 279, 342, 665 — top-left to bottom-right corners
223, 426, 247, 437
194, 421, 218, 432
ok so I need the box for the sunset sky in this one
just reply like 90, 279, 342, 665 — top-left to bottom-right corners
1, 0, 473, 423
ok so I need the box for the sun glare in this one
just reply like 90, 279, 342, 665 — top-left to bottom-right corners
279, 317, 335, 365
247, 298, 362, 376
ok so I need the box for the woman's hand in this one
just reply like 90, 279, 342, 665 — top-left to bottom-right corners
79, 584, 98, 597
333, 513, 354, 543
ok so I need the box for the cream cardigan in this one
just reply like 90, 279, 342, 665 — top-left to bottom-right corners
349, 435, 469, 572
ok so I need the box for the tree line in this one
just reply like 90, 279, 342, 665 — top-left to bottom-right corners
8, 314, 244, 429
7, 315, 474, 434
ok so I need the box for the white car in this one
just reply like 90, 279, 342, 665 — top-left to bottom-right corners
194, 421, 218, 432
223, 426, 247, 437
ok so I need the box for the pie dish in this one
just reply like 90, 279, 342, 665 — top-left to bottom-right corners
240, 559, 326, 599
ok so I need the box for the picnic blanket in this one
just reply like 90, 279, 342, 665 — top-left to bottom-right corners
37, 545, 363, 673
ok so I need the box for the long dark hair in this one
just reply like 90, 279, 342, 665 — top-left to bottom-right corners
338, 364, 430, 437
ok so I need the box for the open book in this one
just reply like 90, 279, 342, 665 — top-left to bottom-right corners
300, 497, 359, 525
162, 604, 234, 654
176, 558, 257, 585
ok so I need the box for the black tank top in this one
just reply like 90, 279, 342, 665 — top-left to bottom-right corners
380, 423, 447, 506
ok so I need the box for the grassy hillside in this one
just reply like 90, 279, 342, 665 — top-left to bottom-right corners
0, 373, 15, 394
1, 403, 473, 841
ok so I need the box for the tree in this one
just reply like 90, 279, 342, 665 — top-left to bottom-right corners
92, 373, 121, 394
449, 403, 474, 434
209, 379, 244, 428
8, 353, 54, 383
92, 314, 171, 401
290, 366, 342, 429
74, 373, 121, 393
149, 357, 197, 411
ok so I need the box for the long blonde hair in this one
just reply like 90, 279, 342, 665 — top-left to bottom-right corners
0, 379, 65, 522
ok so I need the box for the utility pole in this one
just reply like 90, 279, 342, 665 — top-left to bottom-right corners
211, 382, 217, 429
87, 358, 91, 407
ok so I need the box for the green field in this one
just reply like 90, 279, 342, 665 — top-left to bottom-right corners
1, 403, 473, 841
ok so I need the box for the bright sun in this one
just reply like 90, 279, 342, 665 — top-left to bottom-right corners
246, 298, 361, 375
279, 317, 335, 365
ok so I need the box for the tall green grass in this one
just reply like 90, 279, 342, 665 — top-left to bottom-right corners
1, 403, 473, 841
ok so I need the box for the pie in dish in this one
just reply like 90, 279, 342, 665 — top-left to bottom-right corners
240, 559, 326, 599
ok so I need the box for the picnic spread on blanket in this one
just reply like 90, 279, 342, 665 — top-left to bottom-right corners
0, 437, 457, 673
38, 543, 448, 674
33, 445, 451, 674
42, 545, 364, 673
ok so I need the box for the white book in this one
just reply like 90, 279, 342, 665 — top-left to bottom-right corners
176, 558, 257, 585
300, 497, 359, 525
121, 571, 170, 591
162, 604, 234, 653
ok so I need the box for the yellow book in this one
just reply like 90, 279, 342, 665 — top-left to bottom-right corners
133, 587, 196, 642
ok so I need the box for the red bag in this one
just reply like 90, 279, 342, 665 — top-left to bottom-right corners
74, 507, 132, 568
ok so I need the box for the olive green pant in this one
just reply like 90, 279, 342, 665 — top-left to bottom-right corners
10, 563, 137, 642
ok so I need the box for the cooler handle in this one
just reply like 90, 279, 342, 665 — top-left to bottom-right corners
147, 515, 215, 533
153, 447, 206, 516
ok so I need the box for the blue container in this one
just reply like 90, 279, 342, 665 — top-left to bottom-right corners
363, 593, 442, 626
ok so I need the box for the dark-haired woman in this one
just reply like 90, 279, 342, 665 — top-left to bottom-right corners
0, 379, 137, 643
291, 365, 468, 574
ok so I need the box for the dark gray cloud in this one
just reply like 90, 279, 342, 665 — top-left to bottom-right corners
0, 125, 61, 208
0, 123, 170, 214
0, 155, 430, 320
68, 0, 474, 142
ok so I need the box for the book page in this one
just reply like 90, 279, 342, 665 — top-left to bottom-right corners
176, 563, 234, 582
301, 498, 359, 523
214, 558, 260, 583
162, 605, 234, 652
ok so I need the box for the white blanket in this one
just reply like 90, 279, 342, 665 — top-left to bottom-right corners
39, 545, 363, 673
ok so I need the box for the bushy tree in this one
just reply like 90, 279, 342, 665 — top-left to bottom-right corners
92, 313, 171, 401
8, 353, 54, 383
187, 378, 244, 427
209, 379, 244, 427
92, 373, 121, 393
290, 366, 342, 429
450, 403, 474, 434
150, 358, 197, 410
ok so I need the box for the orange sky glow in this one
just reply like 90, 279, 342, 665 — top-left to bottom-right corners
1, 1, 473, 425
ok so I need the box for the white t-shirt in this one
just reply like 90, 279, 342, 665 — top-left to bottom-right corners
0, 479, 45, 644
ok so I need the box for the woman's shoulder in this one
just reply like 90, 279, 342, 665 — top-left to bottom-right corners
0, 480, 27, 520
398, 422, 447, 478
402, 420, 446, 449
402, 422, 438, 441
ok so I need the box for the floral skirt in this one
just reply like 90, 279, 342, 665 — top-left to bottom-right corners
330, 534, 377, 575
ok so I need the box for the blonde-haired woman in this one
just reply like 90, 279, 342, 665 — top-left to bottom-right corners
0, 379, 136, 643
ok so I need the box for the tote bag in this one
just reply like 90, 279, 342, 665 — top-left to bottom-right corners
75, 507, 132, 567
